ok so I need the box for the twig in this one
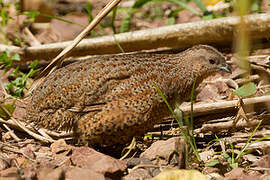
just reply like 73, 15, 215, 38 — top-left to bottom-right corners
42, 129, 72, 138
129, 164, 161, 173
195, 118, 262, 133
120, 137, 136, 160
0, 118, 72, 138
180, 95, 270, 117
37, 128, 54, 141
0, 142, 36, 162
0, 104, 55, 143
23, 27, 41, 46
11, 117, 55, 143
251, 64, 270, 77
37, 0, 122, 78
2, 124, 21, 142
0, 142, 22, 154
249, 167, 270, 171
235, 75, 260, 85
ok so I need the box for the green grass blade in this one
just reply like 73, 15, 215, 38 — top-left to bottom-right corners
111, 7, 118, 34
133, 0, 200, 15
40, 13, 86, 28
167, 0, 201, 16
229, 141, 235, 164
190, 75, 198, 152
86, 1, 94, 23
193, 0, 207, 12
113, 35, 125, 53
252, 134, 270, 144
153, 82, 201, 161
133, 0, 153, 8
235, 120, 262, 161
120, 8, 133, 33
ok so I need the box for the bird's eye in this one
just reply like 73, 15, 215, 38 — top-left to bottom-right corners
209, 59, 216, 64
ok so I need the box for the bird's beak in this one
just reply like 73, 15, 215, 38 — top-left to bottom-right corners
218, 63, 232, 74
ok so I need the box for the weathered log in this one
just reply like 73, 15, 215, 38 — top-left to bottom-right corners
1, 13, 270, 62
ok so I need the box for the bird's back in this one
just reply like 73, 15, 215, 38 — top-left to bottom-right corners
25, 53, 183, 131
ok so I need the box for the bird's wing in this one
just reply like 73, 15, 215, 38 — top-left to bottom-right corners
68, 102, 106, 113
75, 96, 154, 146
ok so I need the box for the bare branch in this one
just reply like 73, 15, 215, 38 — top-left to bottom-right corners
1, 13, 270, 62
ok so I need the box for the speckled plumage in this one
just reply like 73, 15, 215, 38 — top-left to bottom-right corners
25, 45, 229, 146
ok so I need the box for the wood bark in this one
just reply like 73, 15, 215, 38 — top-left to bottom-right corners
179, 95, 270, 117
1, 13, 270, 62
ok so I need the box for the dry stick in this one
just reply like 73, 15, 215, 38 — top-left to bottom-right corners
1, 96, 269, 141
23, 27, 41, 46
0, 105, 54, 143
0, 118, 72, 138
235, 74, 260, 85
3, 124, 21, 142
179, 95, 270, 117
0, 142, 22, 154
26, 0, 122, 94
37, 128, 54, 141
11, 117, 55, 143
42, 129, 72, 138
251, 64, 270, 76
195, 119, 262, 133
37, 0, 122, 78
0, 142, 36, 162
1, 13, 270, 62
130, 164, 161, 173
249, 167, 270, 171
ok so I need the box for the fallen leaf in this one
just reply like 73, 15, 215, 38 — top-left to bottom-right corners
234, 82, 257, 97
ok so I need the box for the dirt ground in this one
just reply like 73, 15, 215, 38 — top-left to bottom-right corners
1, 0, 270, 179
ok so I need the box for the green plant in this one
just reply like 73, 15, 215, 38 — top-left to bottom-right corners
153, 76, 201, 162
0, 99, 16, 120
0, 51, 41, 98
0, 0, 11, 44
23, 10, 86, 28
0, 0, 9, 27
234, 82, 257, 97
207, 121, 264, 170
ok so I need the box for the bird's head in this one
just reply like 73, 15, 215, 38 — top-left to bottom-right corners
183, 45, 231, 77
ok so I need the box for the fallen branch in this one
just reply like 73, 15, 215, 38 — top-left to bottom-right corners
0, 118, 71, 138
180, 95, 270, 117
195, 118, 263, 133
3, 124, 20, 142
37, 0, 122, 78
11, 117, 55, 143
1, 13, 270, 62
1, 95, 269, 142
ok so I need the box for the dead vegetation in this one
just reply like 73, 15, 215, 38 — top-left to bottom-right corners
0, 0, 270, 179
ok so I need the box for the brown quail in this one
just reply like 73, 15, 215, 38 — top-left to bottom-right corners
25, 45, 231, 146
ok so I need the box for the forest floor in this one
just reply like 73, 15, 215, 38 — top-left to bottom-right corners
0, 0, 270, 179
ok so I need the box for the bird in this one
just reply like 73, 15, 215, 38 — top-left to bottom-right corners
24, 45, 231, 146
